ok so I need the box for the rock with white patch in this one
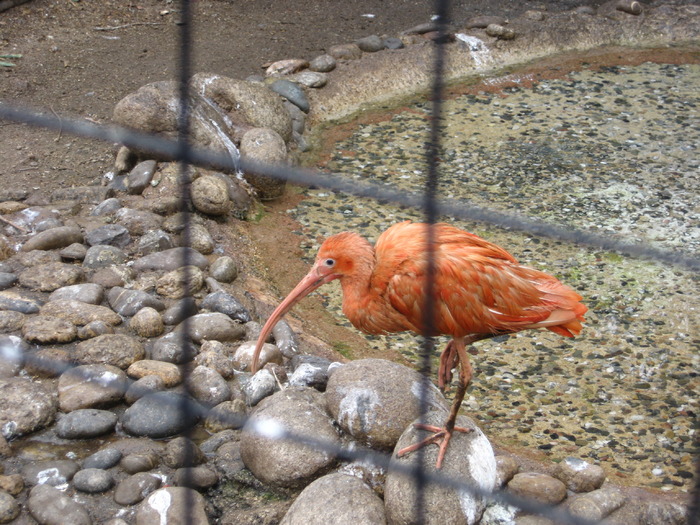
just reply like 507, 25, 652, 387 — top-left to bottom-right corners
240, 386, 339, 488
325, 358, 449, 450
554, 456, 606, 493
135, 486, 209, 525
243, 368, 279, 406
280, 472, 386, 524
23, 460, 80, 487
185, 365, 231, 407
384, 412, 497, 525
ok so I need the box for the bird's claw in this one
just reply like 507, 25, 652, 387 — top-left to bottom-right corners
396, 423, 473, 469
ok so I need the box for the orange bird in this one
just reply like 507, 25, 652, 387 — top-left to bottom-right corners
252, 221, 587, 468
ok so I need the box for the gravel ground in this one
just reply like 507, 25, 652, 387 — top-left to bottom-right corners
290, 55, 700, 492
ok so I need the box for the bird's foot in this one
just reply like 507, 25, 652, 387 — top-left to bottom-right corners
396, 423, 472, 469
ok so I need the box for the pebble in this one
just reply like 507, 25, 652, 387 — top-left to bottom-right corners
90, 264, 133, 287
127, 359, 182, 387
108, 286, 165, 316
269, 79, 310, 112
56, 409, 118, 439
72, 468, 115, 493
57, 364, 128, 412
308, 54, 336, 72
48, 282, 104, 304
132, 246, 209, 272
383, 37, 404, 49
21, 226, 83, 252
184, 312, 247, 343
328, 43, 362, 60
91, 197, 122, 216
114, 472, 161, 505
40, 298, 122, 326
209, 255, 238, 283
162, 436, 206, 468
234, 341, 282, 371
281, 473, 386, 524
243, 368, 279, 406
271, 318, 298, 357
201, 290, 252, 322
289, 71, 328, 88
0, 378, 57, 439
121, 391, 202, 438
190, 222, 215, 254
0, 475, 23, 496
507, 472, 568, 505
149, 331, 198, 364
135, 487, 209, 525
204, 399, 246, 432
115, 208, 163, 236
120, 451, 159, 474
59, 242, 87, 261
485, 23, 517, 40
185, 365, 231, 407
83, 244, 128, 268
82, 448, 122, 470
21, 314, 77, 343
77, 319, 114, 339
162, 296, 198, 325
554, 456, 606, 492
129, 306, 164, 337
356, 34, 384, 52
127, 160, 157, 195
23, 460, 79, 487
565, 486, 625, 521
288, 356, 331, 390
85, 223, 131, 248
156, 265, 204, 299
191, 175, 231, 216
0, 273, 17, 290
0, 290, 42, 313
28, 484, 91, 525
137, 229, 175, 254
125, 374, 166, 404
18, 261, 84, 292
75, 333, 145, 369
495, 455, 520, 487
240, 387, 340, 488
265, 58, 309, 76
174, 466, 219, 490
0, 490, 19, 523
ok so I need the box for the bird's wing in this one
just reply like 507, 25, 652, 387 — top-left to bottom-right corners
376, 223, 558, 337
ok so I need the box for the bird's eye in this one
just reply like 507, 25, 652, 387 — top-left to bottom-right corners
324, 258, 335, 267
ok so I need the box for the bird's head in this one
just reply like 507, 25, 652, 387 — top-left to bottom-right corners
251, 231, 369, 373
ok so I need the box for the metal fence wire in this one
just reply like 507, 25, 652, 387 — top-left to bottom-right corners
0, 0, 699, 524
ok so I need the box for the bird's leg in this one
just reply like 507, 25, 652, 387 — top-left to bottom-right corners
437, 340, 458, 392
397, 338, 475, 469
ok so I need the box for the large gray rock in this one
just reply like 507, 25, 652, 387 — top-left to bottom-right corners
241, 387, 339, 488
385, 412, 497, 525
325, 358, 448, 450
0, 378, 57, 439
58, 364, 128, 412
55, 409, 118, 439
280, 473, 386, 525
191, 175, 231, 216
180, 312, 246, 343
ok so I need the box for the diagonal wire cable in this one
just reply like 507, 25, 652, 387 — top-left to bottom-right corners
0, 103, 697, 271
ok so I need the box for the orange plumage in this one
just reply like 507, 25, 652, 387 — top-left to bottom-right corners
253, 221, 586, 468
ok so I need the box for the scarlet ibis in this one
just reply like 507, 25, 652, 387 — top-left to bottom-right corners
252, 221, 587, 468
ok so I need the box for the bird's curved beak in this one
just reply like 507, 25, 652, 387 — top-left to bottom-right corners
251, 264, 339, 373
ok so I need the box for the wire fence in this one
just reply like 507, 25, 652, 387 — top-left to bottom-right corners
1, 0, 699, 524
